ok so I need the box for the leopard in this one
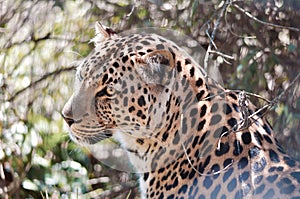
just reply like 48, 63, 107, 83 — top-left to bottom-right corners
62, 22, 300, 199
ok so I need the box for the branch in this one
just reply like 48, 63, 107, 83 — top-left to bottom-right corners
232, 3, 300, 32
274, 73, 300, 103
7, 66, 76, 102
204, 0, 231, 72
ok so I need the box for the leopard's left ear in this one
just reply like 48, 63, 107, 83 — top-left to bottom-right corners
91, 22, 118, 46
135, 50, 175, 87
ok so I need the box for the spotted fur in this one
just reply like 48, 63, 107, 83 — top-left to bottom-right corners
62, 22, 300, 199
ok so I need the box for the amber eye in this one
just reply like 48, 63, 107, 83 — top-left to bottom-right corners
95, 86, 115, 98
106, 86, 115, 96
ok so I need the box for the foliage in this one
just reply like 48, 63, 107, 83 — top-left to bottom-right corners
0, 0, 299, 198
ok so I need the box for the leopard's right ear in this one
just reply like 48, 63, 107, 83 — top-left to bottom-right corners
91, 22, 118, 46
135, 50, 176, 88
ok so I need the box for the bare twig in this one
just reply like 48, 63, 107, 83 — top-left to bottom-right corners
204, 0, 231, 72
232, 3, 300, 32
209, 50, 235, 60
7, 66, 76, 102
126, 5, 135, 18
274, 73, 300, 103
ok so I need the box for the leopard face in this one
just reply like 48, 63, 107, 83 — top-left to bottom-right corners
62, 22, 300, 199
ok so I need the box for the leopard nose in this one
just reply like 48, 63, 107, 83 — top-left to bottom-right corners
62, 114, 75, 126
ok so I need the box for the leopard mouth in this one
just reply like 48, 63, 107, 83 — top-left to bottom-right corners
68, 124, 114, 145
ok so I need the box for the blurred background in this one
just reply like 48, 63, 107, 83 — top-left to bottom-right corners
1, 0, 299, 198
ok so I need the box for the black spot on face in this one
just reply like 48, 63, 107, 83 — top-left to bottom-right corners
143, 172, 149, 181
136, 46, 143, 50
112, 61, 119, 68
180, 169, 189, 179
223, 167, 234, 182
128, 106, 135, 113
269, 149, 280, 163
138, 95, 146, 107
189, 67, 195, 77
192, 136, 199, 148
197, 120, 206, 131
178, 184, 188, 194
254, 175, 263, 184
122, 55, 129, 63
190, 108, 198, 117
211, 103, 219, 113
210, 114, 222, 125
188, 167, 196, 179
181, 118, 188, 134
162, 132, 169, 142
284, 156, 296, 167
185, 59, 191, 65
172, 130, 180, 145
238, 157, 248, 169
291, 172, 300, 183
223, 158, 233, 168
211, 164, 220, 173
199, 131, 209, 145
123, 97, 128, 106
215, 142, 230, 156
229, 93, 238, 100
200, 104, 207, 117
241, 132, 252, 145
167, 194, 174, 199
239, 171, 249, 182
223, 103, 232, 114
176, 61, 182, 72
227, 118, 237, 129
102, 73, 108, 84
233, 139, 243, 156
213, 126, 229, 138
254, 184, 265, 195
253, 131, 263, 146
263, 189, 275, 199
266, 174, 278, 183
262, 124, 272, 135
136, 138, 144, 145
108, 68, 114, 74
232, 103, 239, 112
141, 40, 150, 45
227, 178, 237, 192
263, 134, 273, 144
156, 44, 164, 49
211, 184, 221, 198
196, 78, 203, 87
124, 116, 130, 122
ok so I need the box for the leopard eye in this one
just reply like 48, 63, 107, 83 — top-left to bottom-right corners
106, 82, 116, 96
106, 86, 115, 96
95, 86, 115, 98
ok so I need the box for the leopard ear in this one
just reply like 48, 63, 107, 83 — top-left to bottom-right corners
136, 50, 175, 87
91, 22, 118, 46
